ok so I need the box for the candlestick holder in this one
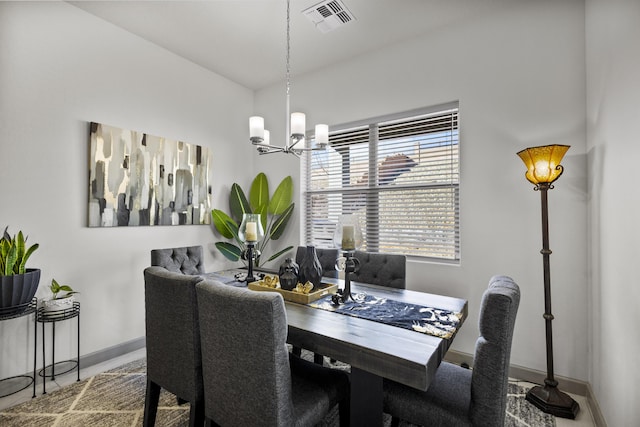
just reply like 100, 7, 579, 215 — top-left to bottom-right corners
241, 243, 261, 283
332, 251, 360, 304
239, 213, 264, 283
332, 213, 364, 304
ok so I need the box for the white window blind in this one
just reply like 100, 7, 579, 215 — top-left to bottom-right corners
302, 103, 460, 262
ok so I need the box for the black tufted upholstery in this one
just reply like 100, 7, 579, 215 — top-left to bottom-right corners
151, 246, 205, 275
352, 250, 406, 289
295, 246, 340, 279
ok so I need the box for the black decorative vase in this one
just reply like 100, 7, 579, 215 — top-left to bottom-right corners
298, 246, 323, 289
278, 258, 299, 291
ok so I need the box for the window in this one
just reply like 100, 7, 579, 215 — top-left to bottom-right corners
302, 102, 459, 262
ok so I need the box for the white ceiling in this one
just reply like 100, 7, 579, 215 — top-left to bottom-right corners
69, 0, 512, 91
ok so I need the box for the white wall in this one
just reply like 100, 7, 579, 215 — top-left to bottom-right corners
0, 1, 254, 377
256, 0, 589, 381
586, 0, 640, 425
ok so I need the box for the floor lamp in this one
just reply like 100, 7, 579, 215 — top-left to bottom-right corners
516, 144, 580, 419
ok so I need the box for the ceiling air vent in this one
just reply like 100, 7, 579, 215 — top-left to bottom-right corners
303, 0, 356, 33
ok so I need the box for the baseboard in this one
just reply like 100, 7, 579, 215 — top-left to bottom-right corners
586, 381, 608, 427
79, 336, 146, 369
445, 350, 607, 426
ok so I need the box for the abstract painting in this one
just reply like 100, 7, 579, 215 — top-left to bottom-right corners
88, 122, 212, 227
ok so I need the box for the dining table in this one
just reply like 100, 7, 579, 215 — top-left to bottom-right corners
206, 270, 468, 427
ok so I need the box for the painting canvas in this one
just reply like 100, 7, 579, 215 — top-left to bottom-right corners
88, 122, 212, 227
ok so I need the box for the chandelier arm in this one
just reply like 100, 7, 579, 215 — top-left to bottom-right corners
288, 135, 305, 149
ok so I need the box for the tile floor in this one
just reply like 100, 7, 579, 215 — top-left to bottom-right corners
0, 348, 598, 426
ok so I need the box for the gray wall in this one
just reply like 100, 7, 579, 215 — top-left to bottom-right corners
256, 0, 589, 381
586, 0, 640, 425
0, 1, 254, 377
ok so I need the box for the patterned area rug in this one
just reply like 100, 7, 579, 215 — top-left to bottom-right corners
0, 356, 555, 427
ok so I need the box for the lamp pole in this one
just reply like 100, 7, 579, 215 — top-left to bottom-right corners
517, 145, 579, 419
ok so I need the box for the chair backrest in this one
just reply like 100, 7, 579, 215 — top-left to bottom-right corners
470, 275, 520, 426
352, 250, 406, 289
295, 246, 339, 279
196, 281, 295, 426
143, 266, 204, 401
151, 245, 205, 275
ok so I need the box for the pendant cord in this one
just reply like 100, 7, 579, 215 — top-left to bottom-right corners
285, 0, 291, 147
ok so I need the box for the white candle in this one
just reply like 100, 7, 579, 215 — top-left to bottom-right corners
291, 112, 306, 136
249, 116, 264, 140
263, 129, 270, 146
315, 124, 328, 147
246, 221, 257, 241
342, 225, 355, 250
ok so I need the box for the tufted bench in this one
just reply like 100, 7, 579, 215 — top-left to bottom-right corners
151, 246, 205, 275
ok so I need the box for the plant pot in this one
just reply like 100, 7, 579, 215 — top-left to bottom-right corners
0, 268, 41, 314
42, 295, 75, 312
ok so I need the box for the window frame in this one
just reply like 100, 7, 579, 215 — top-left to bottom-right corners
301, 101, 460, 263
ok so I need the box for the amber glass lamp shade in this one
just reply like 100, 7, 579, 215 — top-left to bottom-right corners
517, 144, 570, 185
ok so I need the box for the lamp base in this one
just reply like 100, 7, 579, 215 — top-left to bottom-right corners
526, 383, 580, 419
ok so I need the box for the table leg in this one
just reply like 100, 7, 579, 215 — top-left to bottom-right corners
350, 367, 383, 427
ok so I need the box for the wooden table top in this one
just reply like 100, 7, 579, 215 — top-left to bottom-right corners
285, 280, 468, 391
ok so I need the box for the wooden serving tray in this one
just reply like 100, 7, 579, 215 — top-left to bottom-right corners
248, 278, 338, 304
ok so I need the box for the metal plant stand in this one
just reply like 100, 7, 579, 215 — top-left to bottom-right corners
36, 301, 80, 394
0, 298, 37, 399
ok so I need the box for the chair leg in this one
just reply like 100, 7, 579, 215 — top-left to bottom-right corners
189, 398, 205, 427
314, 353, 325, 365
390, 416, 401, 427
339, 399, 351, 427
143, 379, 161, 427
292, 346, 302, 356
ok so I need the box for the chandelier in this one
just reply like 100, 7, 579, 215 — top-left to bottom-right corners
249, 0, 328, 157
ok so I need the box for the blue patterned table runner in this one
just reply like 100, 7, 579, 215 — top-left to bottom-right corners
309, 294, 463, 339
205, 270, 463, 339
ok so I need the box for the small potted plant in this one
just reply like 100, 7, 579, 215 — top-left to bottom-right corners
42, 279, 78, 312
0, 226, 40, 314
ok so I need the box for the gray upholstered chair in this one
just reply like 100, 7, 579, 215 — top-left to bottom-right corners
143, 266, 205, 427
383, 275, 521, 427
352, 250, 406, 289
151, 245, 205, 275
195, 280, 350, 427
295, 246, 340, 279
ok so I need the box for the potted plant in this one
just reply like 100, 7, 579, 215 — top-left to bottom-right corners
0, 227, 40, 314
211, 173, 295, 268
42, 278, 78, 312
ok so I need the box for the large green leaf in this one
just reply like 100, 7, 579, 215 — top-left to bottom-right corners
211, 209, 238, 239
268, 176, 293, 215
266, 245, 294, 263
4, 244, 17, 276
255, 203, 268, 232
249, 173, 269, 212
229, 183, 251, 223
269, 203, 295, 240
19, 243, 39, 274
215, 242, 242, 261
